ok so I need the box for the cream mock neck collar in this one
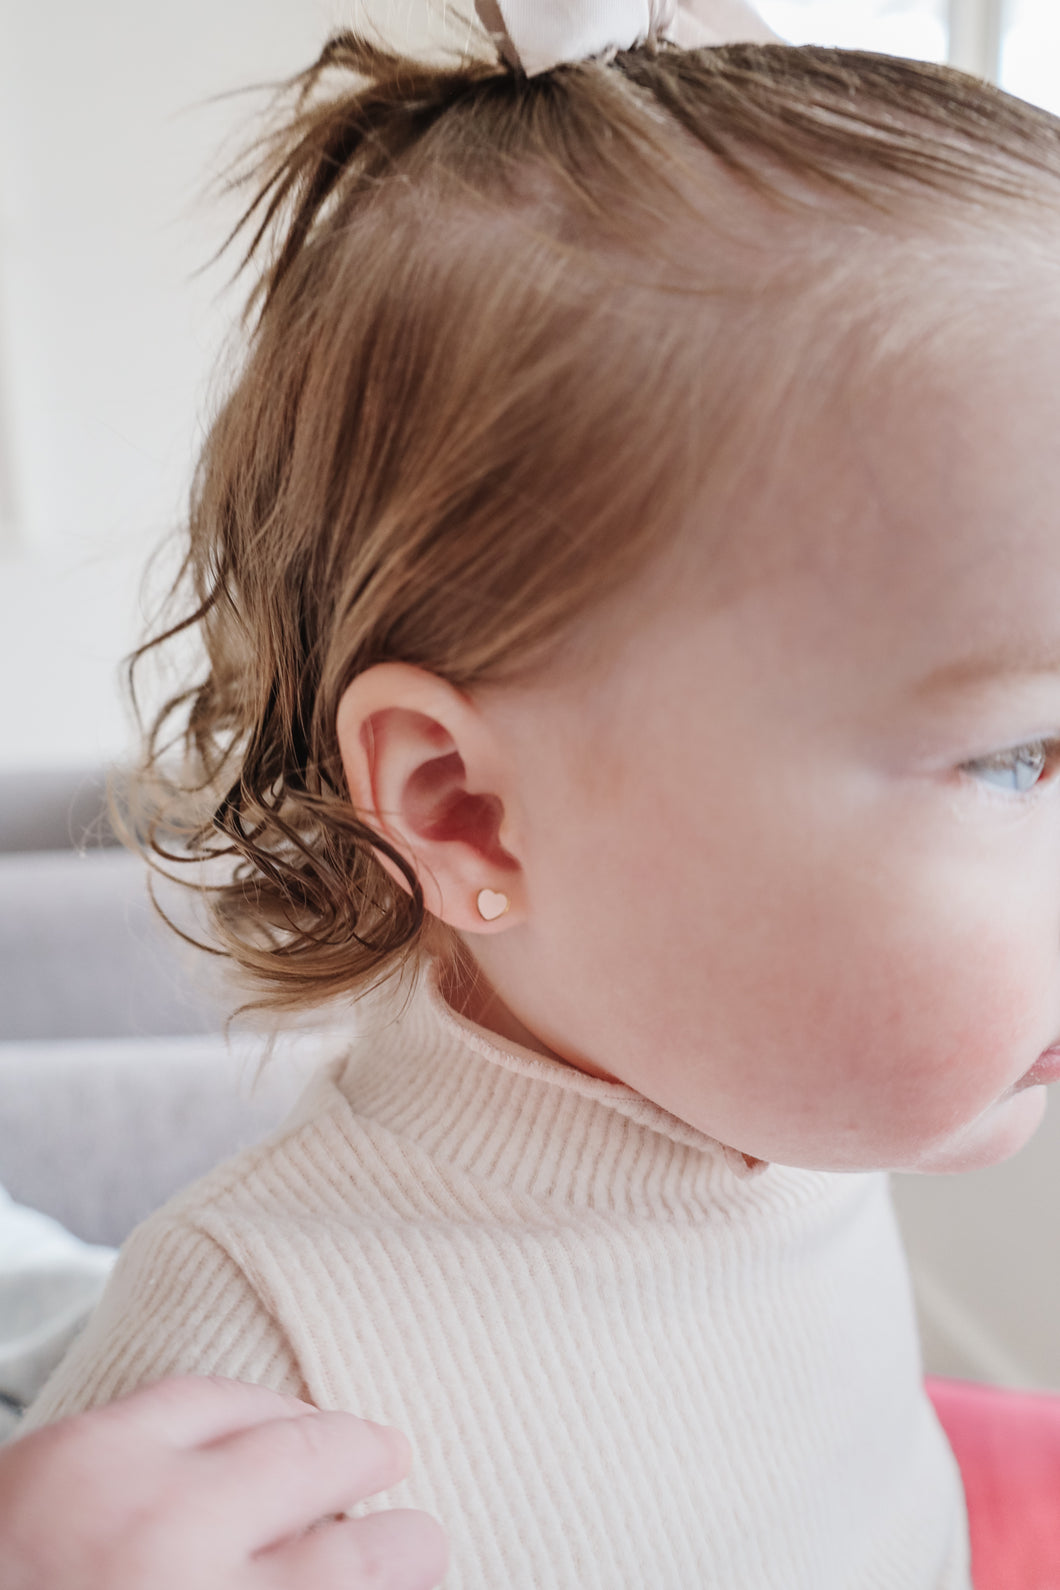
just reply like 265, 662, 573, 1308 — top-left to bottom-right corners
330, 955, 768, 1200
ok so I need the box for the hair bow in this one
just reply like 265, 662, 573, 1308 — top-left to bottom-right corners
474, 0, 780, 77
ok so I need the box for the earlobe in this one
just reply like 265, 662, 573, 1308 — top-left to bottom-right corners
335, 663, 523, 932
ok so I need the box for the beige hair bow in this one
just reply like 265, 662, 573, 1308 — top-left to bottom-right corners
474, 0, 780, 77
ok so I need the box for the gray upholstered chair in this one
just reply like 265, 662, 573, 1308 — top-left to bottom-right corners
0, 768, 317, 1245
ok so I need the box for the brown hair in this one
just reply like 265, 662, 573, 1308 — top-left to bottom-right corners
126, 31, 1060, 1018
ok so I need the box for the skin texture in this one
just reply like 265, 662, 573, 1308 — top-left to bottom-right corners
338, 259, 1060, 1177
0, 1377, 447, 1590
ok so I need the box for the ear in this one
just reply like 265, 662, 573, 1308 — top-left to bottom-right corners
335, 662, 524, 933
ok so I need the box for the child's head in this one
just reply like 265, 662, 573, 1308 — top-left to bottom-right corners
136, 34, 1060, 1177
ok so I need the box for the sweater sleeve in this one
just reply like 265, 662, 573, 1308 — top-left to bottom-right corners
18, 1216, 310, 1432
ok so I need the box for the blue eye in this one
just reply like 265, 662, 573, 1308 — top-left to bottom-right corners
963, 739, 1055, 793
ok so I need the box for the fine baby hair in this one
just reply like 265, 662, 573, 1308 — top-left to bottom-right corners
128, 24, 1060, 1018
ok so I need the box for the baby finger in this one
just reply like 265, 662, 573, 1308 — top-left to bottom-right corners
257, 1508, 449, 1590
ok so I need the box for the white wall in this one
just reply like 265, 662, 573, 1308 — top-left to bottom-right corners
1003, 0, 1060, 114
0, 0, 460, 772
756, 0, 947, 59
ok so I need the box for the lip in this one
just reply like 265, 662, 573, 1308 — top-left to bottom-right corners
1019, 1045, 1060, 1088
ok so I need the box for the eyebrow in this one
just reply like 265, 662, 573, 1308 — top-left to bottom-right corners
914, 647, 1060, 698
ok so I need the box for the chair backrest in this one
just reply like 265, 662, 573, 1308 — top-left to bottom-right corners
0, 767, 119, 854
0, 1034, 320, 1246
0, 847, 228, 1042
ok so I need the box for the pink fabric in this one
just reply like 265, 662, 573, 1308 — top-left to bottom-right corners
926, 1375, 1060, 1590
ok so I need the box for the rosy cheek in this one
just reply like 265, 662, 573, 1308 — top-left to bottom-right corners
812, 914, 1039, 1145
899, 943, 1047, 1134
953, 934, 1048, 1056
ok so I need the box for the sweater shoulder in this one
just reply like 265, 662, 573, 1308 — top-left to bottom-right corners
15, 1043, 364, 1431
19, 1213, 311, 1432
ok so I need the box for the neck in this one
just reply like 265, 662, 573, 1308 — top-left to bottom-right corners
443, 950, 621, 1083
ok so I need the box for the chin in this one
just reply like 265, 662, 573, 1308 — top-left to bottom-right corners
910, 1085, 1049, 1175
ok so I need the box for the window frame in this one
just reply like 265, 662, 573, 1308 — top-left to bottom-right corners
948, 0, 1005, 80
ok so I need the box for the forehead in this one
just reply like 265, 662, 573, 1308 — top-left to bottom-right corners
547, 232, 1060, 734
680, 254, 1060, 688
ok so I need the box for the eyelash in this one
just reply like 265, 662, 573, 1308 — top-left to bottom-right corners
961, 737, 1060, 795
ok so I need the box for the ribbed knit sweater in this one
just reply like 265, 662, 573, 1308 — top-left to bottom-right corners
25, 956, 970, 1588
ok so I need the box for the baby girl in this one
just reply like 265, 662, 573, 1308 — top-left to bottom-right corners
19, 1, 1060, 1585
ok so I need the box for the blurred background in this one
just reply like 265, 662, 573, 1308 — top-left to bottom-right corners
1, 0, 1059, 1401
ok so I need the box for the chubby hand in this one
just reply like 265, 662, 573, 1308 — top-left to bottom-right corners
0, 1376, 447, 1590
675, 0, 782, 47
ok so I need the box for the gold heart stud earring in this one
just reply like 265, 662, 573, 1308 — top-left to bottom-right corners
476, 888, 510, 922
